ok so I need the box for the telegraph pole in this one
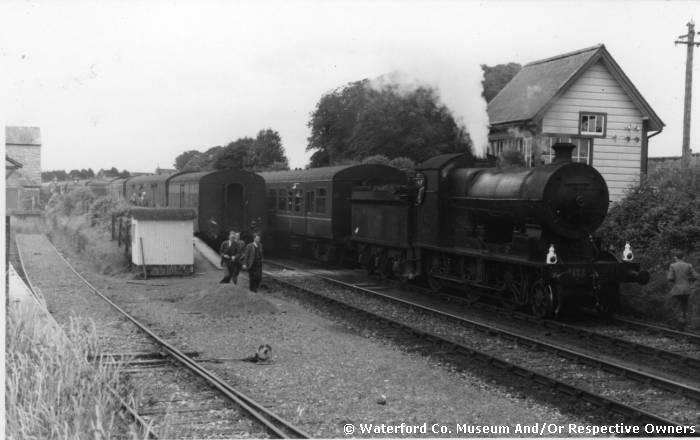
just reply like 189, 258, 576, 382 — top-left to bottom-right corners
675, 20, 700, 167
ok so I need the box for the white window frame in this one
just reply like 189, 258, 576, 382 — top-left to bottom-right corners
579, 112, 607, 137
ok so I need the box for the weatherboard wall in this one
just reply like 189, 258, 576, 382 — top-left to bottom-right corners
541, 61, 644, 201
131, 219, 194, 266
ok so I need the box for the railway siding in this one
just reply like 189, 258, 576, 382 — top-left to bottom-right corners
15, 233, 274, 439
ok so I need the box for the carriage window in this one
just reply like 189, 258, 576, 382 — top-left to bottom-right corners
294, 191, 303, 212
278, 189, 286, 210
268, 190, 276, 210
316, 188, 327, 213
579, 112, 606, 137
306, 191, 315, 213
288, 191, 294, 211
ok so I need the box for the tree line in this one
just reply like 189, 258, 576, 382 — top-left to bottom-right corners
171, 64, 521, 171
42, 167, 130, 182
173, 129, 289, 172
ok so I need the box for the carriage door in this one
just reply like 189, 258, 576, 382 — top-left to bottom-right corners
305, 190, 315, 235
224, 183, 244, 231
179, 184, 185, 208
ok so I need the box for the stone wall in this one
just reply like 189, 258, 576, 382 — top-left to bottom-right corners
6, 145, 41, 184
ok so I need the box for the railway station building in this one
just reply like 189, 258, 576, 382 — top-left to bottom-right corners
487, 44, 664, 201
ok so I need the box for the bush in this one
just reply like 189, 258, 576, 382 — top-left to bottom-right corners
597, 161, 700, 323
597, 161, 700, 271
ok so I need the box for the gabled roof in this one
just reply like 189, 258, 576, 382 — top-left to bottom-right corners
487, 45, 664, 132
6, 126, 41, 145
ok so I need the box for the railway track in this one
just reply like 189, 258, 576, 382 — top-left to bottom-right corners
269, 258, 700, 383
15, 234, 308, 439
264, 258, 700, 432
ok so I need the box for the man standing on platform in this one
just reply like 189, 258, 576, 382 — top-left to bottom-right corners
243, 233, 264, 292
231, 231, 245, 285
219, 231, 244, 284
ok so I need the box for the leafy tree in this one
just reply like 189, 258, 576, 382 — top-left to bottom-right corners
251, 129, 289, 170
213, 139, 254, 170
174, 150, 204, 170
175, 129, 290, 172
183, 146, 223, 170
307, 79, 473, 167
42, 170, 69, 182
307, 80, 371, 166
481, 63, 522, 103
119, 169, 131, 178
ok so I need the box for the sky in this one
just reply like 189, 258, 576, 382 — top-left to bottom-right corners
2, 0, 700, 173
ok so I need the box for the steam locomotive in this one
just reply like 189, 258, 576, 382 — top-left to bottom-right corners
350, 143, 649, 318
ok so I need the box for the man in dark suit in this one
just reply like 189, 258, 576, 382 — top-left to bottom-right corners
667, 249, 699, 330
220, 231, 244, 284
243, 233, 264, 292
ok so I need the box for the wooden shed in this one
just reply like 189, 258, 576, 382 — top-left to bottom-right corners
487, 44, 664, 201
130, 208, 196, 277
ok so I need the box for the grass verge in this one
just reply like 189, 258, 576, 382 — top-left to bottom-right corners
6, 307, 147, 439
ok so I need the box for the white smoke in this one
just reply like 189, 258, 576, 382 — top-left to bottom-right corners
367, 53, 490, 157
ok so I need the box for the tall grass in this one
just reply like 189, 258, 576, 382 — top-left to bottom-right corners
6, 309, 146, 439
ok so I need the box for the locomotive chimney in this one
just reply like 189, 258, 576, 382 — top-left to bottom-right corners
552, 142, 575, 164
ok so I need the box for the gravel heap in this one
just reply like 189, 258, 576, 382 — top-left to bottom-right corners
184, 284, 279, 318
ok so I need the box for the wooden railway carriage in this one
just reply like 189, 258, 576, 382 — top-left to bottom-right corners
125, 172, 192, 207
260, 164, 407, 260
108, 177, 128, 200
167, 170, 266, 244
86, 179, 110, 198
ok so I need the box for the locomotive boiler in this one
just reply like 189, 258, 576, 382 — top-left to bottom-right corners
352, 143, 649, 318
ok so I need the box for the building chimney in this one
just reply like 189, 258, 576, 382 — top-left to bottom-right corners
552, 142, 575, 164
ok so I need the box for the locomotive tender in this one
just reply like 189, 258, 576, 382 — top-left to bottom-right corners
351, 143, 649, 318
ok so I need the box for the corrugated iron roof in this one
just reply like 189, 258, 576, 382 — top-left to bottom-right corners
487, 45, 664, 132
6, 126, 41, 145
130, 208, 196, 221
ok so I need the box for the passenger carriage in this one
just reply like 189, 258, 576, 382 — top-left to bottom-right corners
167, 170, 266, 244
259, 164, 407, 260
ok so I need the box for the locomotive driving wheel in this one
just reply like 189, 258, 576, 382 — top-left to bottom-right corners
531, 280, 557, 319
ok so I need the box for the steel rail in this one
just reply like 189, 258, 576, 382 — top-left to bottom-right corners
265, 261, 700, 399
427, 289, 700, 372
610, 315, 700, 344
263, 267, 684, 430
45, 241, 309, 439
